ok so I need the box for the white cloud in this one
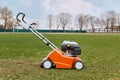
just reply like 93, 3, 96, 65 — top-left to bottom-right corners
43, 0, 103, 17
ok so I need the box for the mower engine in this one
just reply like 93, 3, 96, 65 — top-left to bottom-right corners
61, 41, 81, 56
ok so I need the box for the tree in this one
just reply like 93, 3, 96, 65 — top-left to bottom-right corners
88, 16, 98, 33
95, 18, 103, 32
59, 13, 72, 32
75, 14, 90, 31
0, 6, 13, 32
108, 11, 117, 33
101, 12, 110, 33
47, 14, 54, 32
116, 13, 120, 32
12, 18, 20, 32
55, 15, 61, 32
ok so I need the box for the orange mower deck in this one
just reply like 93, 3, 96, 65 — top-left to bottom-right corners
41, 49, 83, 69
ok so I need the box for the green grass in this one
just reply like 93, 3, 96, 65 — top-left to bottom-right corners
0, 33, 120, 80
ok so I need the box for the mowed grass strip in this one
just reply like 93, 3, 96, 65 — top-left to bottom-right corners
0, 33, 120, 80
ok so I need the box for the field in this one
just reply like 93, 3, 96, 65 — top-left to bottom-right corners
0, 33, 120, 80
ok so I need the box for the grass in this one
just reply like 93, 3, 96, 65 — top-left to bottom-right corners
0, 33, 120, 80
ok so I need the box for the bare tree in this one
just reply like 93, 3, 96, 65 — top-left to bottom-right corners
95, 18, 103, 32
75, 14, 90, 31
59, 13, 72, 32
101, 12, 110, 33
0, 6, 13, 32
55, 15, 61, 32
109, 11, 117, 32
47, 14, 54, 32
88, 16, 98, 33
116, 13, 120, 32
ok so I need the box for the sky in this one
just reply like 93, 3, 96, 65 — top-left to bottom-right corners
0, 0, 120, 29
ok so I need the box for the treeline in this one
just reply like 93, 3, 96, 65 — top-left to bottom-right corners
0, 6, 120, 33
47, 11, 120, 33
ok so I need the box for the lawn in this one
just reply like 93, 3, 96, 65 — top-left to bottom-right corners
0, 33, 120, 80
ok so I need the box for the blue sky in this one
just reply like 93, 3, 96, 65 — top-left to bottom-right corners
0, 0, 120, 29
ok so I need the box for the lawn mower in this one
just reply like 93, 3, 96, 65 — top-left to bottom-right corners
16, 12, 84, 70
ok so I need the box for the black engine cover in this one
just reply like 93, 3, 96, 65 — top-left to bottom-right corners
61, 41, 81, 55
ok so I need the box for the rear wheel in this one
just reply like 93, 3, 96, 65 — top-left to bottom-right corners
74, 61, 83, 70
42, 60, 53, 69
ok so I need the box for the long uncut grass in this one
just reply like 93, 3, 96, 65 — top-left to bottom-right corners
0, 33, 120, 80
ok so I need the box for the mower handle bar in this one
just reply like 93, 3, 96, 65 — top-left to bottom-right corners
16, 12, 27, 24
16, 12, 58, 50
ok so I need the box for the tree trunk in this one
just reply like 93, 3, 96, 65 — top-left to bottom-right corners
106, 25, 109, 33
80, 24, 82, 31
104, 28, 105, 33
62, 25, 66, 32
57, 25, 59, 32
63, 27, 65, 32
92, 26, 95, 33
118, 26, 120, 33
3, 19, 7, 32
111, 25, 114, 33
49, 25, 51, 32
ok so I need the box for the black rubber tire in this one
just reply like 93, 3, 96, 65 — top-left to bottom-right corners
74, 61, 84, 70
41, 60, 53, 69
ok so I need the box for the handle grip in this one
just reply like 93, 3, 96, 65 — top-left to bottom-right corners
16, 12, 26, 23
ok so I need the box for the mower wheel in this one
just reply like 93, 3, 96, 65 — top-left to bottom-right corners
42, 60, 53, 69
74, 61, 84, 70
